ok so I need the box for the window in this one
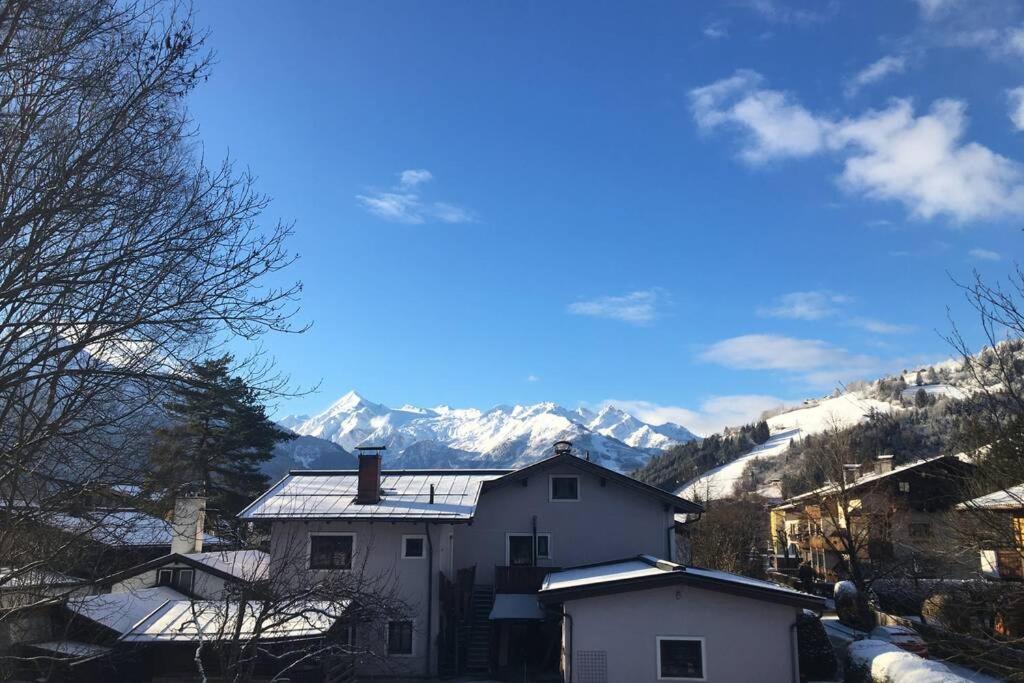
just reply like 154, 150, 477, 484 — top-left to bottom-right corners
402, 535, 426, 559
309, 534, 354, 570
898, 481, 911, 493
550, 475, 579, 501
536, 534, 550, 559
156, 567, 193, 592
175, 568, 194, 592
657, 637, 705, 681
506, 533, 552, 566
387, 620, 414, 655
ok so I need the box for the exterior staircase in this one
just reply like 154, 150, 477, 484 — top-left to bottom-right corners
462, 583, 494, 674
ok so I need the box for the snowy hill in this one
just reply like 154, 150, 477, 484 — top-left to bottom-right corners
279, 391, 697, 472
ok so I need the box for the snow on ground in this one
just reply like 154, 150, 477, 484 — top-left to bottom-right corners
900, 383, 967, 401
677, 392, 896, 501
848, 639, 973, 682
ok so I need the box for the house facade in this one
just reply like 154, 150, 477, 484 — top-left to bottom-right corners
239, 441, 704, 679
537, 555, 824, 683
957, 483, 1024, 581
769, 454, 974, 583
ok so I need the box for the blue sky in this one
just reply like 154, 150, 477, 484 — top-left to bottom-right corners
190, 0, 1022, 434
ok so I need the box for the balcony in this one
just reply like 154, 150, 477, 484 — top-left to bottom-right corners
494, 565, 560, 594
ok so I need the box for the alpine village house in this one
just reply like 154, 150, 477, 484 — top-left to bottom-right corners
6, 441, 829, 682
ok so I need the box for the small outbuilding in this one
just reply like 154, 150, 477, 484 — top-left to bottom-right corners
538, 555, 824, 683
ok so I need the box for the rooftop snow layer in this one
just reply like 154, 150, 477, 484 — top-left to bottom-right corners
957, 483, 1024, 510
239, 469, 510, 520
540, 555, 823, 607
52, 509, 224, 547
180, 550, 270, 582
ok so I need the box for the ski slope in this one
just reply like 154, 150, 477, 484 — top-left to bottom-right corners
676, 392, 897, 501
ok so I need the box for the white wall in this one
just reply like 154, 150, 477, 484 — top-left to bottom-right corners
455, 463, 676, 584
269, 519, 453, 678
564, 584, 800, 683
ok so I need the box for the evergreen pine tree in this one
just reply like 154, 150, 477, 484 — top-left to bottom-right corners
150, 355, 294, 518
914, 387, 930, 409
926, 366, 939, 384
915, 370, 924, 386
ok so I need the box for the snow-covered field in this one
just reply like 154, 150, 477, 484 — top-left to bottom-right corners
677, 392, 896, 501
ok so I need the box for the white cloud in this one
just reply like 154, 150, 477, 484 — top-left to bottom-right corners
567, 290, 663, 325
847, 317, 916, 335
741, 0, 838, 26
699, 334, 883, 388
691, 70, 829, 164
1008, 88, 1024, 132
356, 170, 474, 224
914, 0, 960, 19
691, 70, 1024, 222
845, 55, 906, 98
599, 395, 790, 437
399, 169, 433, 188
758, 290, 851, 320
703, 21, 728, 39
968, 247, 1002, 261
526, 374, 540, 382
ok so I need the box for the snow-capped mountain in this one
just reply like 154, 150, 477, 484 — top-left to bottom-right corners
279, 391, 697, 472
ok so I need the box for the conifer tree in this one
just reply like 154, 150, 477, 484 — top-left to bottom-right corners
150, 355, 294, 518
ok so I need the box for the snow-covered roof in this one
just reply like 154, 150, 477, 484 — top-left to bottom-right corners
539, 555, 823, 609
1, 566, 84, 589
69, 586, 184, 635
120, 598, 347, 643
957, 484, 1024, 510
27, 640, 112, 659
179, 550, 269, 582
51, 509, 224, 547
239, 469, 510, 520
68, 586, 347, 643
777, 454, 967, 507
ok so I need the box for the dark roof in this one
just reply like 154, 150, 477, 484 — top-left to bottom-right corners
481, 453, 704, 514
537, 555, 823, 610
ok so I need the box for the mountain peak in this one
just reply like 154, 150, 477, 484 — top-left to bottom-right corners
282, 391, 697, 472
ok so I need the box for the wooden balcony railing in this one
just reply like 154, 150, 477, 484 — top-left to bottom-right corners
996, 550, 1023, 580
494, 565, 559, 593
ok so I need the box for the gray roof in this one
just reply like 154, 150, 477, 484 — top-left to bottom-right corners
238, 469, 511, 521
538, 555, 824, 609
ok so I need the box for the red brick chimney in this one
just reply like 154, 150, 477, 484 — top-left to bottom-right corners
355, 446, 384, 504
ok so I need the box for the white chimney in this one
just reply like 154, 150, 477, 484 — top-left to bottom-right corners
170, 484, 206, 555
876, 455, 894, 475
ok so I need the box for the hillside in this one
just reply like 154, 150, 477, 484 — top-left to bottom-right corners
634, 356, 987, 501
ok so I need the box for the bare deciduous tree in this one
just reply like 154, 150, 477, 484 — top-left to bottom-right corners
0, 0, 302, 669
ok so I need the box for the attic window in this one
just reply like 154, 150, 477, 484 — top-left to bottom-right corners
550, 475, 579, 502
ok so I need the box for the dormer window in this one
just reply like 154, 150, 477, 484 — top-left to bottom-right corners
550, 475, 580, 502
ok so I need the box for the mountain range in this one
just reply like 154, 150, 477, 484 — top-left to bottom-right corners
277, 391, 697, 472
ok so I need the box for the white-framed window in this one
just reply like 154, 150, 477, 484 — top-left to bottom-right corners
506, 533, 553, 566
898, 481, 911, 493
549, 474, 580, 502
387, 619, 414, 656
156, 567, 194, 593
309, 532, 355, 570
402, 534, 426, 559
657, 636, 706, 681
